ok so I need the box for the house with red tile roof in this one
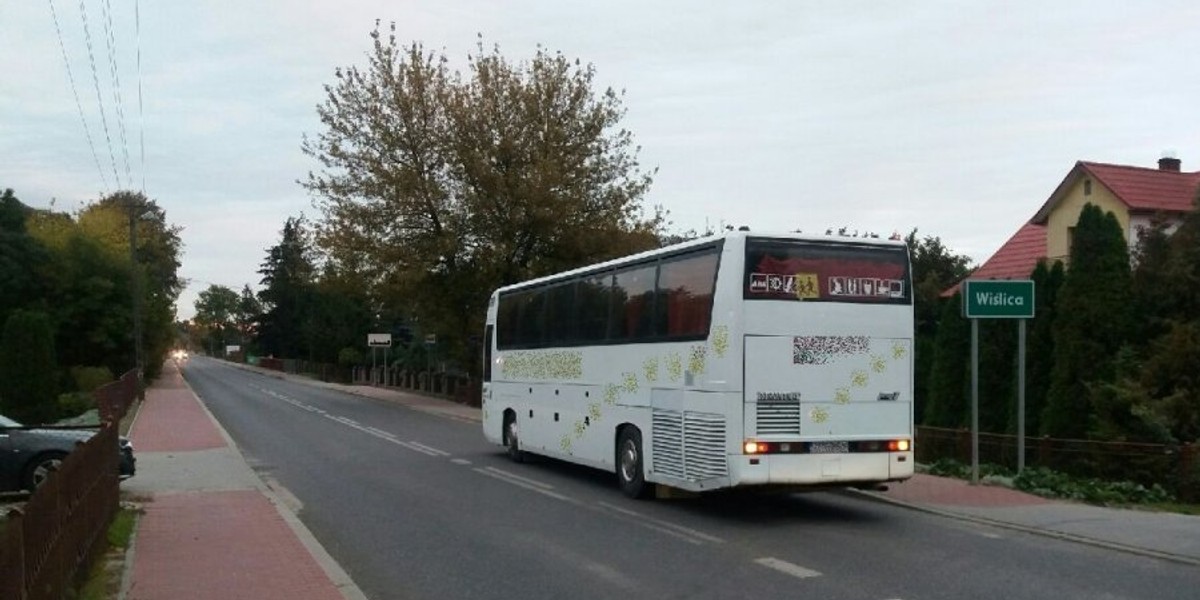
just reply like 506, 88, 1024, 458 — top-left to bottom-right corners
946, 157, 1200, 296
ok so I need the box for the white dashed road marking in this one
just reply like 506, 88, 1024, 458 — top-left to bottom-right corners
754, 557, 822, 579
595, 501, 725, 545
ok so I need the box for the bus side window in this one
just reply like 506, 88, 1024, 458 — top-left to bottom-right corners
657, 250, 719, 337
544, 281, 578, 345
612, 263, 657, 342
577, 272, 613, 344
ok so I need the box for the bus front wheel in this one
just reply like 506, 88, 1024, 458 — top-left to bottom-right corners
617, 427, 650, 499
504, 411, 526, 463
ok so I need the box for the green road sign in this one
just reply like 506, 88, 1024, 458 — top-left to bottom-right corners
962, 280, 1035, 319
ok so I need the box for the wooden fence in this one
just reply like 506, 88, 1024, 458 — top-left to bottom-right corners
0, 370, 138, 600
916, 425, 1200, 501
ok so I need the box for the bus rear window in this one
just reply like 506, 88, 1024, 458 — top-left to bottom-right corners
744, 239, 910, 304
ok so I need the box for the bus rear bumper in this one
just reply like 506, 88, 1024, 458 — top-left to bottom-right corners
731, 451, 914, 487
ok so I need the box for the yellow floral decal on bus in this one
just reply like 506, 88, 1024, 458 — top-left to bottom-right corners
871, 354, 887, 373
666, 352, 683, 381
603, 383, 620, 405
713, 325, 730, 358
689, 345, 708, 375
892, 341, 907, 360
643, 357, 659, 383
622, 372, 639, 393
851, 369, 869, 388
502, 350, 583, 380
834, 387, 851, 405
810, 406, 830, 424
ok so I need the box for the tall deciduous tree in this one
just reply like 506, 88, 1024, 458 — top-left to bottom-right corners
84, 192, 185, 380
303, 23, 662, 369
194, 284, 240, 354
1041, 204, 1132, 438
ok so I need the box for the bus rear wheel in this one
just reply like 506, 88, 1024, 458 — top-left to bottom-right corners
504, 412, 526, 463
616, 427, 650, 499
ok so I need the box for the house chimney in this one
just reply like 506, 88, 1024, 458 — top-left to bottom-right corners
1158, 156, 1181, 172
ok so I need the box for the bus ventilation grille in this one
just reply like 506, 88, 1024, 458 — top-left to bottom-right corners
652, 410, 728, 481
756, 399, 802, 435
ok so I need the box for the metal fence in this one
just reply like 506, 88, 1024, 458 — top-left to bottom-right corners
353, 367, 480, 406
916, 426, 1200, 501
0, 370, 137, 600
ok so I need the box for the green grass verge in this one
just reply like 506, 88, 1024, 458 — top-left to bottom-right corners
924, 458, 1200, 513
71, 507, 138, 600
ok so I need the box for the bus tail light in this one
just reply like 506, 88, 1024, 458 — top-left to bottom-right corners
888, 439, 911, 452
744, 441, 768, 454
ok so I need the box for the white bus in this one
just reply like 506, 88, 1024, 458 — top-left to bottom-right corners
481, 231, 914, 498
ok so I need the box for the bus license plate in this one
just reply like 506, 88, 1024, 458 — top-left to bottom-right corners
809, 441, 849, 454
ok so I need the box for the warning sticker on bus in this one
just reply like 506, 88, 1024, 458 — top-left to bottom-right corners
744, 239, 910, 304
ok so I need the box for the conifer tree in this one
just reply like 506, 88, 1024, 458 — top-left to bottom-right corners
925, 293, 971, 427
1041, 204, 1132, 438
0, 310, 58, 423
1014, 259, 1064, 437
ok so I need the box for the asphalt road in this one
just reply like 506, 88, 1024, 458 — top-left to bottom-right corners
181, 358, 1197, 600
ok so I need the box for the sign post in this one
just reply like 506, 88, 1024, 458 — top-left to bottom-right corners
368, 333, 392, 385
962, 280, 1034, 484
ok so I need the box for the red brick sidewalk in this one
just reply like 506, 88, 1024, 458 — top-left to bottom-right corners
130, 384, 226, 452
130, 491, 343, 600
126, 361, 348, 600
880, 473, 1052, 507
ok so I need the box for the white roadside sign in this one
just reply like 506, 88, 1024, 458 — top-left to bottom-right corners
367, 333, 392, 347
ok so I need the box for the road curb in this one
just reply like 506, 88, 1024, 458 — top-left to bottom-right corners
848, 488, 1200, 567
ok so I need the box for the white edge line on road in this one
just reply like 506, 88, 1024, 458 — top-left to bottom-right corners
450, 458, 472, 465
408, 441, 450, 456
475, 468, 571, 501
754, 557, 822, 579
595, 501, 725, 544
384, 438, 442, 456
365, 426, 397, 439
482, 466, 555, 490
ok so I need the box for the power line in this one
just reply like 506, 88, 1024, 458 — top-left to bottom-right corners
135, 0, 145, 194
78, 0, 121, 189
100, 0, 132, 188
47, 0, 109, 193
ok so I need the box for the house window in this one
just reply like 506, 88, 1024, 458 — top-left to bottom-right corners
1083, 179, 1092, 196
1067, 226, 1075, 256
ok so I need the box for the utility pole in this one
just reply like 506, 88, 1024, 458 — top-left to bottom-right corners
128, 198, 145, 399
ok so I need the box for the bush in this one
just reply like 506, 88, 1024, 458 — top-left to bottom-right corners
56, 391, 95, 420
337, 346, 364, 367
1012, 467, 1174, 505
71, 365, 115, 393
924, 458, 1175, 505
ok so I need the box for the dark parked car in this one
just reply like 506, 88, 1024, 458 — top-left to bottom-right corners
0, 413, 135, 492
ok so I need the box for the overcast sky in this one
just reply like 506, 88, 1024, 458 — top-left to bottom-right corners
3, 1, 1199, 320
